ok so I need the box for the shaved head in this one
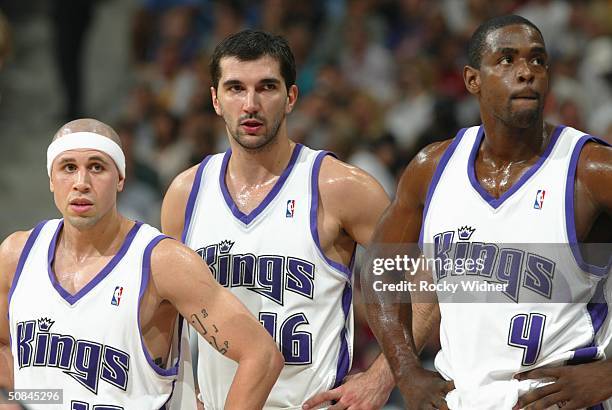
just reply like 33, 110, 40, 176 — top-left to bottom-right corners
53, 118, 122, 148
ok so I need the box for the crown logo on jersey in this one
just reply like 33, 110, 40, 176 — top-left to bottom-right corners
219, 240, 235, 254
37, 318, 55, 332
457, 226, 476, 240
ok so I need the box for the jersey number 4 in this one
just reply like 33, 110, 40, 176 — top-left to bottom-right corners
259, 312, 312, 365
507, 313, 546, 366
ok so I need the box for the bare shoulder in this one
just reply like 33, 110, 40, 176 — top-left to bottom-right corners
150, 237, 200, 272
164, 163, 200, 200
317, 155, 391, 244
161, 163, 200, 238
318, 154, 389, 204
0, 230, 32, 289
576, 141, 612, 206
396, 138, 454, 205
149, 237, 202, 296
577, 141, 612, 173
411, 139, 454, 170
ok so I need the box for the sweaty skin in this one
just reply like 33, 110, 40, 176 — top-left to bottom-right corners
0, 119, 284, 410
363, 23, 612, 410
163, 52, 439, 409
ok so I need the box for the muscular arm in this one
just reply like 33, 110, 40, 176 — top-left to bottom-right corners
304, 155, 441, 409
575, 142, 612, 241
0, 231, 30, 389
161, 164, 199, 241
150, 240, 283, 409
515, 142, 612, 409
319, 155, 441, 352
360, 140, 453, 406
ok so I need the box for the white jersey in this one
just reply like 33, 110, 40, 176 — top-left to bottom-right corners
8, 219, 185, 410
420, 125, 612, 409
183, 144, 354, 409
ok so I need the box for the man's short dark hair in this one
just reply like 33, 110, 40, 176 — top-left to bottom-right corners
210, 30, 296, 91
467, 15, 545, 68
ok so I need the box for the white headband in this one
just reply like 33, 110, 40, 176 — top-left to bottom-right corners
46, 132, 126, 178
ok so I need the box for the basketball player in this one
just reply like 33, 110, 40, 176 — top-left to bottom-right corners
0, 119, 284, 409
362, 15, 612, 410
162, 30, 419, 409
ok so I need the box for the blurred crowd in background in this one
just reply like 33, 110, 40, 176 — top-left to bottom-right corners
120, 1, 612, 403
113, 0, 612, 226
1, 0, 612, 406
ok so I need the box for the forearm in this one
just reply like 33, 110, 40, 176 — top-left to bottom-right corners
0, 343, 13, 389
362, 255, 423, 382
368, 302, 422, 382
601, 357, 612, 400
365, 353, 395, 392
224, 350, 283, 409
412, 302, 439, 354
365, 299, 439, 390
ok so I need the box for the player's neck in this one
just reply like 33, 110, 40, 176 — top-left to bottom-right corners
228, 135, 295, 186
480, 118, 552, 164
59, 210, 132, 262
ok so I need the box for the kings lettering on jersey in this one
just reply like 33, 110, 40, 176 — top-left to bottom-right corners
16, 317, 130, 394
196, 239, 316, 306
432, 226, 556, 302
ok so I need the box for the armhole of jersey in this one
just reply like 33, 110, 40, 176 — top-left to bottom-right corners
309, 151, 354, 279
332, 282, 352, 388
418, 128, 468, 250
564, 135, 611, 277
159, 315, 187, 410
6, 220, 48, 348
137, 234, 180, 377
7, 220, 48, 309
181, 155, 212, 244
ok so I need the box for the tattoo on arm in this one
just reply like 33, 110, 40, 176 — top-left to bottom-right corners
190, 308, 230, 355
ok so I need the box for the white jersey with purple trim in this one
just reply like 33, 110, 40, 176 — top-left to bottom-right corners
182, 144, 354, 410
420, 125, 612, 409
8, 219, 185, 410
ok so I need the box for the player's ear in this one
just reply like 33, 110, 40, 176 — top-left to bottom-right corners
211, 86, 222, 116
49, 177, 54, 192
117, 173, 125, 192
464, 65, 481, 95
285, 84, 298, 114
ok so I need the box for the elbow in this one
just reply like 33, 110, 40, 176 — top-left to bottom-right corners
271, 348, 284, 375
264, 343, 284, 379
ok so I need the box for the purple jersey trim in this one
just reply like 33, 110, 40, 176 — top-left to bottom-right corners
569, 275, 609, 364
138, 234, 179, 377
418, 128, 468, 249
159, 317, 185, 409
219, 144, 303, 225
568, 346, 599, 365
7, 220, 48, 309
564, 135, 611, 276
7, 220, 48, 349
47, 220, 143, 305
333, 282, 353, 388
587, 279, 608, 336
181, 155, 212, 244
467, 125, 564, 209
309, 150, 354, 279
588, 405, 604, 410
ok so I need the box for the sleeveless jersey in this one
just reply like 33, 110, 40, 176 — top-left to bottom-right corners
8, 219, 183, 410
420, 125, 611, 409
182, 144, 354, 409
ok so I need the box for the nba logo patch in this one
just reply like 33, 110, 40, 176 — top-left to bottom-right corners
111, 286, 123, 306
533, 190, 546, 209
286, 199, 295, 218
